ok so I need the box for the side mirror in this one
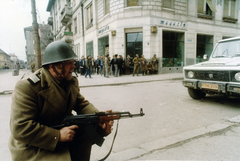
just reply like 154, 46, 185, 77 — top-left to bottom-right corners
203, 54, 208, 60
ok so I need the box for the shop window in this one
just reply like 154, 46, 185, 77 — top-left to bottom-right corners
86, 3, 93, 28
162, 0, 174, 8
196, 35, 213, 63
223, 0, 238, 23
86, 41, 94, 58
126, 33, 143, 69
162, 31, 184, 67
197, 0, 217, 20
128, 0, 138, 7
98, 36, 109, 56
105, 0, 110, 15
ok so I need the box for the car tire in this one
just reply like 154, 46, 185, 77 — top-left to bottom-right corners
188, 88, 206, 99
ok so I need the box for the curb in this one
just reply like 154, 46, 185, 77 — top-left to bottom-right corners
0, 73, 183, 94
105, 116, 240, 161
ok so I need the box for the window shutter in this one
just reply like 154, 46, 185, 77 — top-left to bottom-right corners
198, 0, 204, 13
128, 0, 138, 7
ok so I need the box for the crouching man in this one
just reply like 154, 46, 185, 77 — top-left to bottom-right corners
9, 41, 113, 161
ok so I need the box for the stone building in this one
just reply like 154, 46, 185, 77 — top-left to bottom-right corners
0, 49, 14, 69
46, 0, 240, 73
24, 23, 52, 68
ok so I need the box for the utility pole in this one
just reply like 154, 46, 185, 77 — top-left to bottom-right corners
31, 0, 41, 70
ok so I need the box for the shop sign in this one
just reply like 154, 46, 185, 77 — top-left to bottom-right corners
159, 20, 187, 28
98, 25, 109, 34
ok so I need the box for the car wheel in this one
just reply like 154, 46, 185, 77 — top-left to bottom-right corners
188, 88, 206, 99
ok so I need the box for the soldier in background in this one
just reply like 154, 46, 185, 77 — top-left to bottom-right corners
132, 54, 141, 76
125, 55, 131, 75
30, 62, 35, 73
140, 55, 147, 76
151, 54, 158, 74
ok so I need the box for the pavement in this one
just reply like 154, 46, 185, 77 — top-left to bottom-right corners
1, 69, 240, 161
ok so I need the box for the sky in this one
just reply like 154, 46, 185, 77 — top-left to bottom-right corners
0, 0, 50, 61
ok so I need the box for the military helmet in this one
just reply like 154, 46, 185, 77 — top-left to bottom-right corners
42, 41, 77, 66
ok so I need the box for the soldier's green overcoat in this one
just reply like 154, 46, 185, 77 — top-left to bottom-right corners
9, 68, 98, 161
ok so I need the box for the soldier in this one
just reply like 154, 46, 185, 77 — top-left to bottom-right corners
151, 54, 159, 74
147, 61, 153, 74
9, 41, 113, 161
132, 54, 141, 76
141, 55, 147, 76
30, 61, 35, 73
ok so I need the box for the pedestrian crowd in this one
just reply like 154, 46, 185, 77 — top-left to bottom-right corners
73, 54, 159, 78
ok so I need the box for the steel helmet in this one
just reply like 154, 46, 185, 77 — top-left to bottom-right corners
42, 41, 77, 66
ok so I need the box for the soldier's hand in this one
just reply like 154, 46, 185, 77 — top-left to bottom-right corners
98, 110, 114, 136
59, 125, 79, 142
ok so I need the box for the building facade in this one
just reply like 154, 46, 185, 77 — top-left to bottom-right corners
47, 0, 240, 73
0, 49, 14, 69
24, 23, 52, 68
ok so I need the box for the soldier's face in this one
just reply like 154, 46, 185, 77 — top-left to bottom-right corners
63, 59, 75, 81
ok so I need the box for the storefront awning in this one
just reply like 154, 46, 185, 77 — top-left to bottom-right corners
206, 0, 217, 12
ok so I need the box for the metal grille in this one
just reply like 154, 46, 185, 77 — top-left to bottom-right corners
186, 70, 230, 82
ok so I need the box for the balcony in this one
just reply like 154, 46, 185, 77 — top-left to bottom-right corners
222, 17, 238, 23
60, 5, 72, 26
198, 13, 214, 20
60, 32, 73, 43
47, 17, 53, 26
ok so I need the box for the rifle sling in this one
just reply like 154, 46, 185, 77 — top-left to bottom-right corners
98, 120, 119, 161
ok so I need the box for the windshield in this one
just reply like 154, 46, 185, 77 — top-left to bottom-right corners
212, 40, 240, 58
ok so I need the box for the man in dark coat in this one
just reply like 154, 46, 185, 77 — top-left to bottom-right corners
79, 56, 86, 76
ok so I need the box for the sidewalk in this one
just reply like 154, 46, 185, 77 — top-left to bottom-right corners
0, 69, 183, 94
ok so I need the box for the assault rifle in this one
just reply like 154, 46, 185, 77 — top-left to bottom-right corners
52, 108, 145, 147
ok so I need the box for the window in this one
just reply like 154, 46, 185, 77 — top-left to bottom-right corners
197, 0, 217, 18
223, 0, 236, 18
105, 0, 110, 15
196, 35, 213, 63
86, 41, 94, 58
127, 0, 138, 7
162, 31, 184, 67
86, 3, 93, 27
74, 18, 77, 34
162, 0, 174, 8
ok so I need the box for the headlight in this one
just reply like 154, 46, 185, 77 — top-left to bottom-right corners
235, 72, 240, 81
188, 71, 194, 78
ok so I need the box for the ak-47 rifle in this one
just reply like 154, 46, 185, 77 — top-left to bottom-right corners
52, 108, 145, 160
52, 108, 144, 146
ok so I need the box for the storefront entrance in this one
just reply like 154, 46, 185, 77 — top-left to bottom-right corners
126, 32, 143, 72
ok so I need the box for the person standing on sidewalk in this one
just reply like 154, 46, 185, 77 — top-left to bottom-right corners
118, 55, 124, 76
99, 55, 104, 76
9, 41, 113, 161
151, 54, 159, 74
85, 55, 92, 78
125, 55, 131, 75
132, 54, 141, 76
104, 54, 110, 78
30, 62, 35, 73
140, 55, 147, 76
79, 56, 86, 76
113, 54, 118, 77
